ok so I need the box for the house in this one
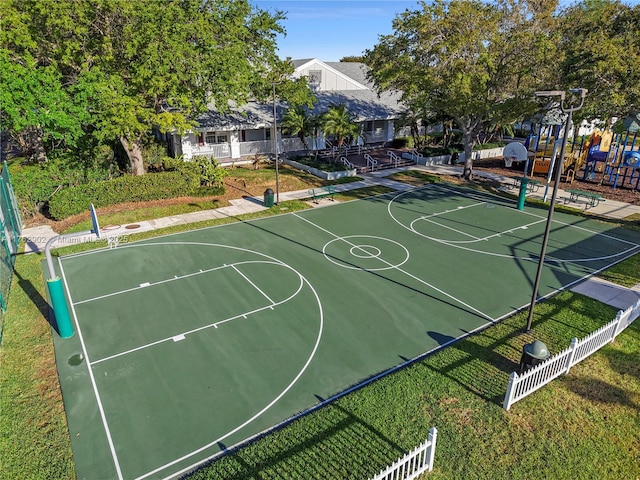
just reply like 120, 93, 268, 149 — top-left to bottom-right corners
166, 59, 406, 162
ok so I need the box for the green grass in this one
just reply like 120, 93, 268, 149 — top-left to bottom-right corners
2, 185, 639, 479
65, 199, 224, 233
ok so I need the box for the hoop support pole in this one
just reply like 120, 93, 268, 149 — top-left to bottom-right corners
44, 230, 95, 338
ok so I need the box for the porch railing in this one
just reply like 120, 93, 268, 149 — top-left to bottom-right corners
189, 143, 231, 159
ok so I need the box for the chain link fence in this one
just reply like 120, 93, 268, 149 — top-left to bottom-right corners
0, 162, 22, 344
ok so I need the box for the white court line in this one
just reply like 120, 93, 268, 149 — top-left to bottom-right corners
417, 217, 482, 241
231, 264, 275, 305
417, 200, 485, 220
90, 263, 305, 365
293, 213, 495, 322
388, 185, 640, 262
431, 183, 640, 248
133, 272, 325, 480
58, 258, 124, 480
74, 260, 275, 306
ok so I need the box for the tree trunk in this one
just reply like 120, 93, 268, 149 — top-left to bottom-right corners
120, 136, 146, 175
298, 132, 310, 154
462, 128, 475, 180
16, 126, 48, 163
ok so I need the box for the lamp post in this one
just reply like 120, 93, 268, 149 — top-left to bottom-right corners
525, 88, 587, 332
272, 82, 280, 205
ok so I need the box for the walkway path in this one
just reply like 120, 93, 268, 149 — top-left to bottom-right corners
21, 164, 640, 254
21, 165, 640, 310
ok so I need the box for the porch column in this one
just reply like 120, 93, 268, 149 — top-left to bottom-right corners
229, 130, 241, 159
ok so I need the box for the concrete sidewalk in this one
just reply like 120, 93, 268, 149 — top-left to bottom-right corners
21, 164, 640, 252
20, 165, 640, 311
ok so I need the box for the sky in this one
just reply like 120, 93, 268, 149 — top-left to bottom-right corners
252, 1, 421, 62
253, 0, 640, 62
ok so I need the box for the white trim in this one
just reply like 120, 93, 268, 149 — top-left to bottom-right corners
293, 58, 369, 90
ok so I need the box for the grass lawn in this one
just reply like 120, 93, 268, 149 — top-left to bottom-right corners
1, 171, 639, 479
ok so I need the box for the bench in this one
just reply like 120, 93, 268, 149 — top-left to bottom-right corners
565, 189, 605, 208
308, 185, 336, 203
509, 176, 542, 193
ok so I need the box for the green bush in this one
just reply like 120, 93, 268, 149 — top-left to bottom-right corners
390, 137, 413, 148
10, 156, 118, 218
48, 171, 202, 220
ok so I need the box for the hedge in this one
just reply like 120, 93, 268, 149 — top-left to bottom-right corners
48, 171, 200, 220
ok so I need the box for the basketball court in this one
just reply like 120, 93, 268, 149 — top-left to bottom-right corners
50, 183, 640, 479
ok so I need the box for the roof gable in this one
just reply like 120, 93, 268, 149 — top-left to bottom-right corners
293, 58, 368, 91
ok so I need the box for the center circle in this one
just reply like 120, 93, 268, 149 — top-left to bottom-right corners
323, 235, 410, 271
351, 244, 381, 258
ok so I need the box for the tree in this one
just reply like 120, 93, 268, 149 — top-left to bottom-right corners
558, 0, 640, 125
364, 0, 559, 179
0, 37, 90, 162
1, 0, 292, 175
280, 106, 316, 153
339, 56, 366, 63
320, 104, 361, 149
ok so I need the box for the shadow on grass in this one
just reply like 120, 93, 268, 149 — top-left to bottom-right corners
563, 376, 638, 409
403, 294, 620, 407
184, 400, 405, 480
13, 268, 55, 330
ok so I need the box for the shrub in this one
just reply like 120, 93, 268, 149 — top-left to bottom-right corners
391, 137, 413, 148
10, 156, 118, 218
48, 171, 202, 220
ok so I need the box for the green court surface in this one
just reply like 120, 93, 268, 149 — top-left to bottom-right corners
51, 183, 640, 480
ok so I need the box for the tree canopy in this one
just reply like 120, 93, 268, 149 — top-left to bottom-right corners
364, 0, 560, 178
0, 0, 301, 174
558, 0, 640, 124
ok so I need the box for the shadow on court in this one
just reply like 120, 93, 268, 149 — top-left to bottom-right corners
227, 208, 492, 322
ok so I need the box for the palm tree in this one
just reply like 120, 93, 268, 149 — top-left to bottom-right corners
280, 106, 315, 154
320, 104, 361, 149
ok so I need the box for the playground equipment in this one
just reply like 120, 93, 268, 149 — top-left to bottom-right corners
582, 126, 640, 190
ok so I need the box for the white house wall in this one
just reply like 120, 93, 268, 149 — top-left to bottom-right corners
295, 60, 366, 91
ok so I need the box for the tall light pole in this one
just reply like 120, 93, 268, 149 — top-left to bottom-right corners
525, 88, 587, 332
272, 82, 280, 205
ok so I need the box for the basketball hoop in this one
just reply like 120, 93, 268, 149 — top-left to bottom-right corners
504, 157, 514, 168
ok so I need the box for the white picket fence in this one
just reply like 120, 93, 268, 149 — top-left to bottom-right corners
503, 299, 640, 410
368, 427, 437, 480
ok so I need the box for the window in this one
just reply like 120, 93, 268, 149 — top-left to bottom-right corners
204, 132, 228, 144
308, 70, 322, 90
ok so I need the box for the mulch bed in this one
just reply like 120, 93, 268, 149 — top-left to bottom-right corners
473, 158, 640, 206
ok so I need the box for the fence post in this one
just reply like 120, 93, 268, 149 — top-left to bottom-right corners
427, 427, 438, 471
503, 371, 517, 410
564, 337, 578, 374
611, 306, 633, 343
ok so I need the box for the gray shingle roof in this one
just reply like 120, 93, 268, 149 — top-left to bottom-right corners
194, 59, 405, 129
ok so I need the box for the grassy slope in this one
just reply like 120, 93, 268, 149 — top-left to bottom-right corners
1, 175, 639, 480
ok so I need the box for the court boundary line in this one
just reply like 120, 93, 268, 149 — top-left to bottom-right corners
388, 184, 640, 264
61, 241, 325, 480
58, 257, 124, 480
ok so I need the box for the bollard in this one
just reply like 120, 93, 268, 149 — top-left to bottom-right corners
517, 176, 529, 210
47, 277, 74, 338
